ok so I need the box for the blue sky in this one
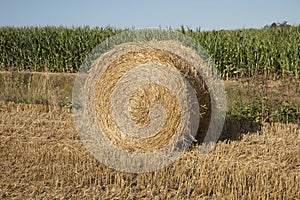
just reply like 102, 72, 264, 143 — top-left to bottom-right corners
0, 0, 299, 30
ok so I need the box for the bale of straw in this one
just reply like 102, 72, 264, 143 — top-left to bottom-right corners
85, 41, 211, 153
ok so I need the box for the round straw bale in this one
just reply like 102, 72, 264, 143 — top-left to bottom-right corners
85, 41, 211, 153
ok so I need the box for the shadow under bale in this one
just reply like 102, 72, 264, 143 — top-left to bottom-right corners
219, 116, 262, 141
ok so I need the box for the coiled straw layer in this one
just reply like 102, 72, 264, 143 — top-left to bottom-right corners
85, 41, 211, 153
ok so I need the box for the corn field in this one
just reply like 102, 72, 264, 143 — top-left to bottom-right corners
0, 26, 299, 78
0, 26, 121, 72
185, 26, 300, 79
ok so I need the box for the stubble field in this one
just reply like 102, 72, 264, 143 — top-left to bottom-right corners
0, 72, 299, 199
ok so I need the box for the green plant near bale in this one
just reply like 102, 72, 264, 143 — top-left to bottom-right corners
274, 102, 300, 123
227, 101, 262, 122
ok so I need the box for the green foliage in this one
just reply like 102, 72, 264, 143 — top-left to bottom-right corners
182, 25, 300, 79
274, 102, 300, 123
0, 25, 299, 78
0, 26, 121, 72
228, 100, 300, 124
227, 101, 262, 123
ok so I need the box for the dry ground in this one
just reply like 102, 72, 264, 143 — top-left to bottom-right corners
0, 72, 299, 199
0, 102, 299, 199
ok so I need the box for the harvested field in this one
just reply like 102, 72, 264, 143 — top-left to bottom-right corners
1, 26, 299, 199
0, 102, 299, 199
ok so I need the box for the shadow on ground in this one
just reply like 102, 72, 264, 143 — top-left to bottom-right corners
219, 116, 262, 141
193, 116, 261, 147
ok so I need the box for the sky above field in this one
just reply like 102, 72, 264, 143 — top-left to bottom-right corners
0, 0, 300, 30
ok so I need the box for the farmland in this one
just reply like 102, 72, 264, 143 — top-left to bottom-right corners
0, 26, 299, 199
0, 100, 299, 199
